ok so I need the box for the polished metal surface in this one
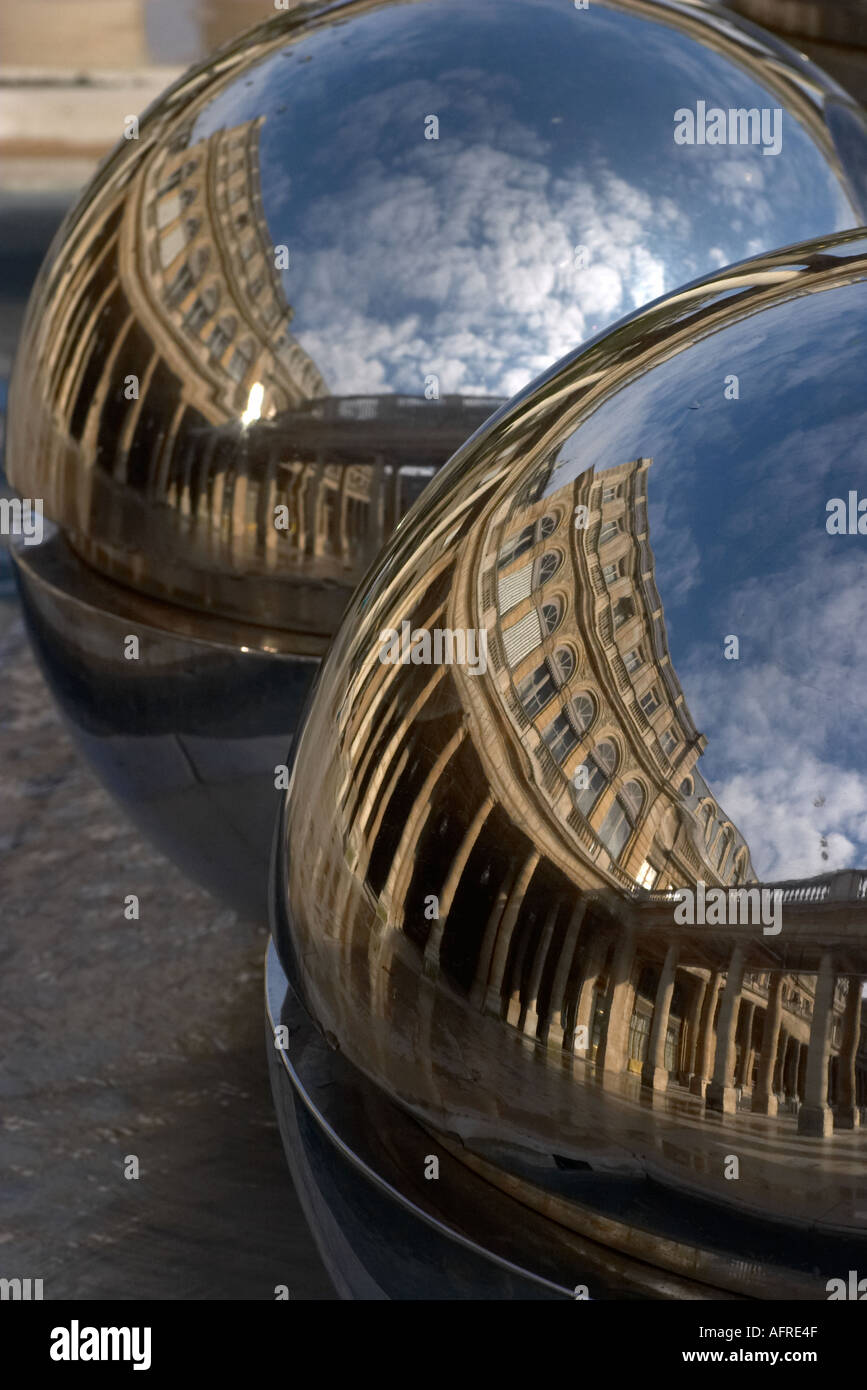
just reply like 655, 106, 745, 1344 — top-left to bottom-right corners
264, 938, 725, 1299
276, 229, 867, 1298
12, 526, 321, 915
8, 0, 867, 641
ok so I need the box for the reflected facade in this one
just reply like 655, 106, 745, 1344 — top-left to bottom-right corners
277, 230, 867, 1297
10, 0, 867, 633
8, 0, 867, 916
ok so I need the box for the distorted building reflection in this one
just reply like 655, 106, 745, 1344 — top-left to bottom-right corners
313, 449, 867, 1141
22, 102, 502, 629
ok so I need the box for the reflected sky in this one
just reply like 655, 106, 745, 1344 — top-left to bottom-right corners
192, 0, 863, 398
547, 280, 867, 881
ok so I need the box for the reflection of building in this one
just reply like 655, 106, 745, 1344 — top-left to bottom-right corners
12, 47, 505, 627
316, 450, 866, 1140
22, 104, 326, 583
149, 116, 326, 420
490, 456, 754, 895
55, 116, 325, 536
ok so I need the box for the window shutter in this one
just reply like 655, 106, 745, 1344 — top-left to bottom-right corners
497, 561, 533, 613
502, 609, 542, 666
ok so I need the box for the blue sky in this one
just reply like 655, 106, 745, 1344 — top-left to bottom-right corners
191, 0, 857, 399
547, 281, 867, 880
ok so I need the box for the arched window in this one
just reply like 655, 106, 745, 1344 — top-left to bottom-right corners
553, 646, 575, 684
716, 828, 732, 871
679, 776, 693, 797
539, 512, 559, 538
208, 312, 235, 360
571, 738, 617, 817
598, 779, 645, 861
571, 692, 596, 734
536, 550, 562, 587
183, 286, 217, 335
700, 803, 714, 842
543, 695, 594, 764
227, 336, 254, 383
190, 246, 210, 281
541, 597, 562, 635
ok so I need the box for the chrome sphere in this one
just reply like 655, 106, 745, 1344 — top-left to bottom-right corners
275, 228, 867, 1299
9, 0, 867, 914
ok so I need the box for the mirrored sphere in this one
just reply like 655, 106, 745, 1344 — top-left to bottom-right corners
9, 0, 867, 913
276, 228, 867, 1298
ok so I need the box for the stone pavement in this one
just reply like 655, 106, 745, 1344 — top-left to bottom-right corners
0, 601, 334, 1299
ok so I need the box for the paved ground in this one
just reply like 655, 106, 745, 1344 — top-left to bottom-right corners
0, 600, 335, 1299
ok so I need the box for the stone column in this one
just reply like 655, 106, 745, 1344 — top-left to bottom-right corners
689, 970, 722, 1098
423, 793, 494, 979
835, 977, 862, 1130
774, 1027, 788, 1095
544, 898, 588, 1050
736, 1000, 756, 1090
642, 944, 679, 1092
484, 850, 540, 1016
522, 899, 561, 1040
506, 913, 535, 1027
706, 946, 746, 1114
471, 860, 518, 1008
753, 974, 784, 1115
571, 933, 607, 1057
681, 974, 707, 1086
597, 927, 637, 1075
798, 953, 837, 1137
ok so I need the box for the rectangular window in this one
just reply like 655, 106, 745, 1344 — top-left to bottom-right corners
572, 758, 607, 816
660, 727, 678, 756
498, 525, 534, 570
598, 798, 632, 860
517, 663, 555, 718
599, 519, 620, 545
167, 263, 194, 305
183, 298, 210, 334
639, 687, 661, 718
628, 1009, 650, 1066
208, 325, 232, 360
602, 561, 620, 586
227, 350, 249, 383
636, 859, 658, 890
612, 601, 631, 629
601, 484, 620, 503
624, 647, 642, 674
664, 1022, 679, 1074
543, 712, 578, 764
